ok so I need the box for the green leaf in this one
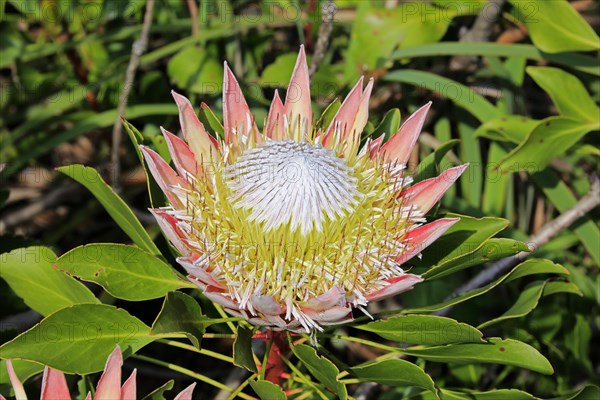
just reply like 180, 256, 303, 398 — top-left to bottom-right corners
509, 0, 600, 53
557, 385, 600, 400
411, 215, 508, 271
473, 115, 538, 144
526, 67, 599, 123
356, 315, 483, 345
564, 314, 593, 373
390, 42, 599, 76
292, 344, 347, 400
399, 338, 553, 374
504, 259, 569, 283
249, 380, 287, 400
440, 388, 534, 400
260, 53, 298, 87
233, 326, 257, 373
478, 281, 547, 329
352, 359, 437, 393
151, 292, 206, 349
346, 3, 454, 81
122, 119, 163, 207
0, 304, 155, 374
385, 70, 501, 122
0, 247, 99, 316
367, 108, 401, 144
315, 99, 342, 132
142, 380, 175, 400
57, 165, 161, 256
406, 259, 568, 313
199, 103, 224, 140
497, 117, 599, 173
413, 140, 460, 184
423, 238, 530, 280
542, 281, 582, 297
56, 244, 191, 301
168, 45, 223, 94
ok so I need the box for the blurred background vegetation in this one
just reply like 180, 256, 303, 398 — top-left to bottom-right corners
1, 0, 599, 399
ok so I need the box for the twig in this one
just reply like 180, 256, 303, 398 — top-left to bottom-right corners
436, 175, 600, 316
110, 0, 155, 192
186, 0, 199, 36
449, 0, 506, 71
0, 183, 81, 232
309, 1, 336, 77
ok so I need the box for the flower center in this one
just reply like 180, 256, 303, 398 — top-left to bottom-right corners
225, 140, 360, 234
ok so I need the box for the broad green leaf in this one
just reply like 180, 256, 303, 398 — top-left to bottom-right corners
390, 42, 599, 76
533, 170, 600, 265
352, 359, 436, 393
260, 53, 298, 87
0, 360, 43, 385
413, 140, 460, 184
57, 165, 161, 256
0, 247, 99, 316
509, 0, 600, 53
56, 244, 192, 301
399, 338, 553, 374
356, 315, 483, 345
385, 70, 501, 122
411, 215, 508, 271
473, 115, 538, 144
527, 67, 599, 123
233, 326, 257, 373
423, 238, 530, 280
405, 259, 568, 313
151, 292, 206, 349
0, 304, 155, 374
292, 344, 347, 400
497, 117, 599, 174
346, 3, 455, 81
478, 281, 546, 329
249, 380, 287, 400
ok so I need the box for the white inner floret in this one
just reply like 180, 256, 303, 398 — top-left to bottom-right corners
225, 140, 361, 234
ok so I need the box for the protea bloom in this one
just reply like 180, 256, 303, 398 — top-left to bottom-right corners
3, 346, 195, 400
142, 46, 467, 333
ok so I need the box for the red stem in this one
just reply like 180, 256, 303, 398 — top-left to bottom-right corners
263, 330, 289, 386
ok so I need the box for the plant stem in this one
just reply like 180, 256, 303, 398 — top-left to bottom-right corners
322, 334, 400, 353
264, 330, 289, 385
132, 354, 256, 400
158, 339, 235, 363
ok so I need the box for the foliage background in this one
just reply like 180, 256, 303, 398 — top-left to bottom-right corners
0, 0, 598, 399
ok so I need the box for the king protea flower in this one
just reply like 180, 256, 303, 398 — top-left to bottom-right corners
141, 46, 467, 333
3, 346, 195, 400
